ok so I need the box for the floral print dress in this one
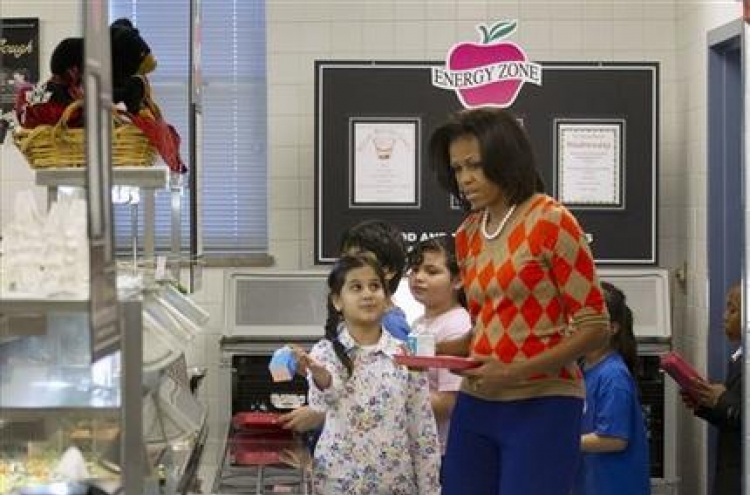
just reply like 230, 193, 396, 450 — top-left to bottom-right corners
307, 327, 441, 495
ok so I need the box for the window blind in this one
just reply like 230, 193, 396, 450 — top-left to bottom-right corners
109, 0, 268, 255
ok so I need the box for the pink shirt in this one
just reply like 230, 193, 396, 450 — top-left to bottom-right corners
411, 306, 472, 452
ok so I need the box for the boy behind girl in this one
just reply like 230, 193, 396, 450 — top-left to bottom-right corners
339, 219, 411, 341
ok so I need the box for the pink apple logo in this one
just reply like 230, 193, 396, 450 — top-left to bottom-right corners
432, 21, 542, 108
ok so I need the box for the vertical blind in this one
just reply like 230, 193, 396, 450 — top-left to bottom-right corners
110, 0, 268, 255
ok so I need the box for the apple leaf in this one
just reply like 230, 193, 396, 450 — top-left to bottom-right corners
478, 21, 517, 44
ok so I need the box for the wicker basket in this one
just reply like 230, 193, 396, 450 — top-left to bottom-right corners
12, 100, 157, 169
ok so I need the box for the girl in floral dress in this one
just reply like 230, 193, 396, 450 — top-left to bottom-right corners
292, 254, 440, 495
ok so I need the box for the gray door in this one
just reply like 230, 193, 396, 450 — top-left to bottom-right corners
708, 19, 745, 495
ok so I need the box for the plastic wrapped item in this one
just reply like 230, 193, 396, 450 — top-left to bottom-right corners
142, 290, 205, 372
1, 190, 46, 294
0, 192, 88, 297
39, 197, 88, 295
158, 283, 209, 328
149, 292, 201, 343
143, 374, 205, 445
142, 309, 184, 373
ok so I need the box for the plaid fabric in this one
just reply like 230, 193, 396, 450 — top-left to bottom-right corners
456, 194, 608, 400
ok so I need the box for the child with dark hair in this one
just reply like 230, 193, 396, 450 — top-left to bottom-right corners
340, 219, 411, 341
407, 235, 471, 455
573, 281, 650, 495
681, 283, 742, 495
290, 254, 440, 494
280, 218, 412, 433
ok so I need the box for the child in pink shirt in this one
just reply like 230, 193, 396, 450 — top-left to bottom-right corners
407, 235, 471, 453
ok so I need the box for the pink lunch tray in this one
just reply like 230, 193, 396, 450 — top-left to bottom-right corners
394, 355, 481, 370
659, 351, 705, 393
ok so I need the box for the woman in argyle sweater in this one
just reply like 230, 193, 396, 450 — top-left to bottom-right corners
428, 108, 610, 495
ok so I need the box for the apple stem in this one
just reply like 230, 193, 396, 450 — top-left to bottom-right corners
477, 20, 518, 44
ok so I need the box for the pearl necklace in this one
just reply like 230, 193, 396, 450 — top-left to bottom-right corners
480, 204, 516, 240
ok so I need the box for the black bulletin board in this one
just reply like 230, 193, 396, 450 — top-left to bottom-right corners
0, 18, 39, 143
315, 61, 658, 265
0, 18, 39, 114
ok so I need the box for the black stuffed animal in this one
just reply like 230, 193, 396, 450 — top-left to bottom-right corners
17, 37, 84, 128
48, 37, 84, 105
110, 18, 157, 114
109, 18, 186, 173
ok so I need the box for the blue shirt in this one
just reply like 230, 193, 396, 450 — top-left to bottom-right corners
574, 353, 651, 495
382, 306, 410, 341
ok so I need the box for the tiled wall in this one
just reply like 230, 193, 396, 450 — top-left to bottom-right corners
266, 0, 688, 269
0, 1, 744, 492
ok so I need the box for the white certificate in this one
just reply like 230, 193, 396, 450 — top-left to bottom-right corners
557, 122, 623, 206
351, 119, 419, 207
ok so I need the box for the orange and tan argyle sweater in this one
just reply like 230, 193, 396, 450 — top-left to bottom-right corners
455, 193, 608, 401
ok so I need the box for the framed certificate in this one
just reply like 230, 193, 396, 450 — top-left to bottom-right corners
555, 119, 625, 209
349, 117, 420, 208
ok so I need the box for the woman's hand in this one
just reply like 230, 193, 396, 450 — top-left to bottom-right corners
458, 355, 528, 392
435, 330, 473, 357
581, 433, 627, 453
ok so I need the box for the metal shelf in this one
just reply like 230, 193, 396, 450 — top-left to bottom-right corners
0, 380, 120, 409
35, 166, 168, 189
0, 287, 143, 314
0, 294, 89, 314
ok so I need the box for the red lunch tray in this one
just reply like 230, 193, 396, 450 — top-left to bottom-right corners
394, 354, 481, 370
232, 411, 283, 430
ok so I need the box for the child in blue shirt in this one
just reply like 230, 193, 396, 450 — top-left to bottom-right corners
573, 281, 651, 495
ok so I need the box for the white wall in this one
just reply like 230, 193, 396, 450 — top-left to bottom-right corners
0, 1, 744, 492
0, 0, 82, 227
